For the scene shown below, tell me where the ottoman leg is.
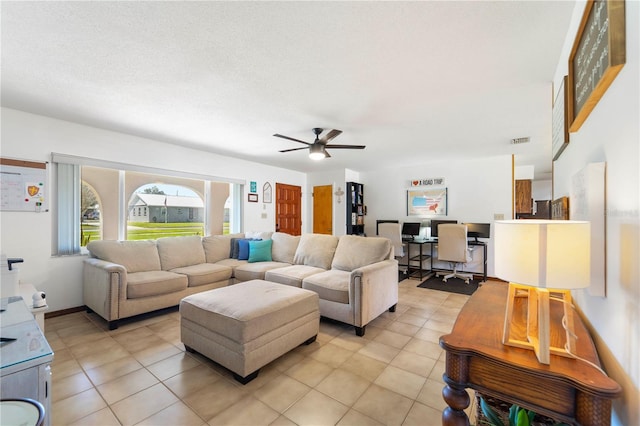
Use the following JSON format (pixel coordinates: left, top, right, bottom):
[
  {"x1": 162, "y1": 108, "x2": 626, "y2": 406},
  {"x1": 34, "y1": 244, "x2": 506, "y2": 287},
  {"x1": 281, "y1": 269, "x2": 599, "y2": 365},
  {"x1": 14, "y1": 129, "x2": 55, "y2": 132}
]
[
  {"x1": 184, "y1": 345, "x2": 196, "y2": 353},
  {"x1": 234, "y1": 370, "x2": 259, "y2": 385},
  {"x1": 389, "y1": 304, "x2": 397, "y2": 313},
  {"x1": 303, "y1": 335, "x2": 317, "y2": 345},
  {"x1": 355, "y1": 326, "x2": 365, "y2": 336}
]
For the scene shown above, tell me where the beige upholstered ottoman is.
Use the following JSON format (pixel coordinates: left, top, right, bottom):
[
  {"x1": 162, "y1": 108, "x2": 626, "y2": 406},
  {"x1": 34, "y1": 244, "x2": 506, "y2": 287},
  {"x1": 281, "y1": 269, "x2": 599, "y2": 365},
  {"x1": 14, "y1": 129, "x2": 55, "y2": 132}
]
[{"x1": 180, "y1": 279, "x2": 319, "y2": 384}]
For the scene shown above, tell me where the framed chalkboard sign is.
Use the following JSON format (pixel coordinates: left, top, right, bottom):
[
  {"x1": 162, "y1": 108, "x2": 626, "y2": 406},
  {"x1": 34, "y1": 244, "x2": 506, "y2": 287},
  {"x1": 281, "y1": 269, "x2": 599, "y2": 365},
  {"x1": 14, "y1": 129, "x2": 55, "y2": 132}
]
[{"x1": 568, "y1": 0, "x2": 625, "y2": 132}]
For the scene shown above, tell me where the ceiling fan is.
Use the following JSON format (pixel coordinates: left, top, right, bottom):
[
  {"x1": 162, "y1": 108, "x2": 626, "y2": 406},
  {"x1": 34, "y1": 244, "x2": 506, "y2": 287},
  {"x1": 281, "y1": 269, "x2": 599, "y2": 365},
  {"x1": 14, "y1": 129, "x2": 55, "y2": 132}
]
[{"x1": 274, "y1": 128, "x2": 366, "y2": 160}]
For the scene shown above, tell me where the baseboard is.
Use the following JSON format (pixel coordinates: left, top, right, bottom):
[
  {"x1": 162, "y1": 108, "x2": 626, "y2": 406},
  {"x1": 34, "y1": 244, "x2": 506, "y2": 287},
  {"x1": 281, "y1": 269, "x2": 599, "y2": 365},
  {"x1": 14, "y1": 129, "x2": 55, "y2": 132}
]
[{"x1": 44, "y1": 305, "x2": 86, "y2": 318}]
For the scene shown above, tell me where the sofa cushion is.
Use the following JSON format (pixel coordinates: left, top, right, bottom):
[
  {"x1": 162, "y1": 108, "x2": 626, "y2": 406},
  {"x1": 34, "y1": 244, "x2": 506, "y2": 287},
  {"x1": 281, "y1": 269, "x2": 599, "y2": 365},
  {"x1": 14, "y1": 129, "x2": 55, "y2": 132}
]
[
  {"x1": 271, "y1": 232, "x2": 300, "y2": 264},
  {"x1": 302, "y1": 270, "x2": 351, "y2": 304},
  {"x1": 87, "y1": 240, "x2": 161, "y2": 273},
  {"x1": 170, "y1": 263, "x2": 233, "y2": 287},
  {"x1": 294, "y1": 234, "x2": 339, "y2": 270},
  {"x1": 157, "y1": 236, "x2": 205, "y2": 271},
  {"x1": 265, "y1": 264, "x2": 325, "y2": 288},
  {"x1": 203, "y1": 233, "x2": 244, "y2": 263},
  {"x1": 248, "y1": 239, "x2": 273, "y2": 263},
  {"x1": 127, "y1": 270, "x2": 188, "y2": 299},
  {"x1": 234, "y1": 262, "x2": 290, "y2": 282},
  {"x1": 332, "y1": 235, "x2": 392, "y2": 272}
]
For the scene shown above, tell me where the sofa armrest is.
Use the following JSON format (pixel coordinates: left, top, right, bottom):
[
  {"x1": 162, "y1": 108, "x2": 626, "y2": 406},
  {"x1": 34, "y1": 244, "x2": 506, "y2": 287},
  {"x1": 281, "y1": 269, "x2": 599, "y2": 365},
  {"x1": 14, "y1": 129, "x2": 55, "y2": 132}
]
[
  {"x1": 351, "y1": 259, "x2": 399, "y2": 327},
  {"x1": 83, "y1": 258, "x2": 126, "y2": 322}
]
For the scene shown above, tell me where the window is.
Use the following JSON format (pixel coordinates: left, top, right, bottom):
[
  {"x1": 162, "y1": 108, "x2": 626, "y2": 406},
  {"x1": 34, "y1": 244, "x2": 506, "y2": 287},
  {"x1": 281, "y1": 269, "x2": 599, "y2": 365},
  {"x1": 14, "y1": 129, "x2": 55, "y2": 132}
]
[
  {"x1": 53, "y1": 153, "x2": 243, "y2": 254},
  {"x1": 127, "y1": 183, "x2": 205, "y2": 240},
  {"x1": 81, "y1": 182, "x2": 102, "y2": 246}
]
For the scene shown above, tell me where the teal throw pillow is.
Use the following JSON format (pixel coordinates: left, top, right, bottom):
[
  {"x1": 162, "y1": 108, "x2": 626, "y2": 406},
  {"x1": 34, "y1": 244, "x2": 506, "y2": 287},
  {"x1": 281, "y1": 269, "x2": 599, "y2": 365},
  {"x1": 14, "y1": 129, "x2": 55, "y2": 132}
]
[{"x1": 248, "y1": 239, "x2": 273, "y2": 263}]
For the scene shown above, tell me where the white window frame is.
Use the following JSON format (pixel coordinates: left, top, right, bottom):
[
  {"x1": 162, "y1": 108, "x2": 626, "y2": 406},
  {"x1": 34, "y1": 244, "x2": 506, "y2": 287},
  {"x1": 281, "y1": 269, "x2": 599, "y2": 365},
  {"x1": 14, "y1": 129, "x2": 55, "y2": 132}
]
[{"x1": 52, "y1": 153, "x2": 244, "y2": 255}]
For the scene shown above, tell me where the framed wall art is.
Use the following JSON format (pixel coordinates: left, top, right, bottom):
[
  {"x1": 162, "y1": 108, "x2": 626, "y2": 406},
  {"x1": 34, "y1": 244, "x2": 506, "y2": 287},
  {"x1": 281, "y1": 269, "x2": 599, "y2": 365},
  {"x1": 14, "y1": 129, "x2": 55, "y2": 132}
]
[
  {"x1": 552, "y1": 76, "x2": 570, "y2": 160},
  {"x1": 263, "y1": 182, "x2": 272, "y2": 203},
  {"x1": 551, "y1": 196, "x2": 570, "y2": 220},
  {"x1": 568, "y1": 0, "x2": 625, "y2": 132},
  {"x1": 248, "y1": 193, "x2": 258, "y2": 203},
  {"x1": 407, "y1": 188, "x2": 447, "y2": 216}
]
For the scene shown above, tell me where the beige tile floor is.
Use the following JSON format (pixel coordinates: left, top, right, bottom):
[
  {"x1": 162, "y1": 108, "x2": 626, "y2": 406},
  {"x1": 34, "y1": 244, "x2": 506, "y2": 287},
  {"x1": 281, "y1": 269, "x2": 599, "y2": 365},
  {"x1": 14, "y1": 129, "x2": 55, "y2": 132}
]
[{"x1": 47, "y1": 278, "x2": 482, "y2": 426}]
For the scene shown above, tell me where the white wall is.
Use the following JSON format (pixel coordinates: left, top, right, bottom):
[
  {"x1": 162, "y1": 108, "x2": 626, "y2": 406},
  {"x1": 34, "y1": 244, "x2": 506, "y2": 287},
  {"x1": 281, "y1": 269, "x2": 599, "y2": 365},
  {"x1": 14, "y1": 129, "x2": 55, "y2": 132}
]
[
  {"x1": 531, "y1": 179, "x2": 552, "y2": 202},
  {"x1": 361, "y1": 155, "x2": 512, "y2": 278},
  {"x1": 0, "y1": 108, "x2": 306, "y2": 312},
  {"x1": 552, "y1": 1, "x2": 639, "y2": 424}
]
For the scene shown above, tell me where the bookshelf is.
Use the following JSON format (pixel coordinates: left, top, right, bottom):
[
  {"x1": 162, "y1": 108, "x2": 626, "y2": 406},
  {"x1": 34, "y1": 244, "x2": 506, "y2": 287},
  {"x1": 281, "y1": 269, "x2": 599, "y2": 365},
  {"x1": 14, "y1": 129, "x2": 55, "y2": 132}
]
[{"x1": 346, "y1": 182, "x2": 365, "y2": 235}]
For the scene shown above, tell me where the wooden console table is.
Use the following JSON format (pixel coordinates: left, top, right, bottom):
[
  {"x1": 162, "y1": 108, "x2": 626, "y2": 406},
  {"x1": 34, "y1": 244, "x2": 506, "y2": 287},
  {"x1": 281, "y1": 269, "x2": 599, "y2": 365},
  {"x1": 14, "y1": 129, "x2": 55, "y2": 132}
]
[{"x1": 439, "y1": 282, "x2": 621, "y2": 426}]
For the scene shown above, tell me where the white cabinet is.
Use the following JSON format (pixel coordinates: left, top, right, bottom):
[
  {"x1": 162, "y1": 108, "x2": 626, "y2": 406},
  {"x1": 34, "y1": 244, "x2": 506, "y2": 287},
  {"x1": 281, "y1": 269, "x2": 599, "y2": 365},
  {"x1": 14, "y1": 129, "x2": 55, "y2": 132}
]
[{"x1": 1, "y1": 296, "x2": 53, "y2": 426}]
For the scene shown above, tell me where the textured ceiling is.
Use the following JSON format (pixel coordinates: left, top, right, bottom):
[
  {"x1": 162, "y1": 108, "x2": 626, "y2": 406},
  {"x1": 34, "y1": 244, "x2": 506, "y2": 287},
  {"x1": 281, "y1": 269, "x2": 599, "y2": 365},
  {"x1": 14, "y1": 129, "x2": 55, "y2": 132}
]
[{"x1": 1, "y1": 1, "x2": 576, "y2": 179}]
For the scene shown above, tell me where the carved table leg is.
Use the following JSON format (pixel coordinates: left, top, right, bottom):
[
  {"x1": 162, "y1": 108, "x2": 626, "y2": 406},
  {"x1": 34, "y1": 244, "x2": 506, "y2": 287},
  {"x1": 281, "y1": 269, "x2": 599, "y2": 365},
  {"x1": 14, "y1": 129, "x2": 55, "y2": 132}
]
[
  {"x1": 442, "y1": 374, "x2": 470, "y2": 426},
  {"x1": 577, "y1": 392, "x2": 612, "y2": 426}
]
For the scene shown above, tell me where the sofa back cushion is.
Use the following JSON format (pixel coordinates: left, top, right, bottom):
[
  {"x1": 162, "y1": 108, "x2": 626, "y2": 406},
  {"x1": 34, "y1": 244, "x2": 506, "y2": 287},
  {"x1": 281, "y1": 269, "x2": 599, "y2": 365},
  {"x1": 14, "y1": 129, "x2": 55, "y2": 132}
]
[
  {"x1": 157, "y1": 236, "x2": 205, "y2": 270},
  {"x1": 202, "y1": 233, "x2": 244, "y2": 263},
  {"x1": 271, "y1": 232, "x2": 301, "y2": 264},
  {"x1": 86, "y1": 240, "x2": 161, "y2": 273},
  {"x1": 331, "y1": 235, "x2": 391, "y2": 272},
  {"x1": 294, "y1": 234, "x2": 339, "y2": 270},
  {"x1": 245, "y1": 231, "x2": 274, "y2": 240}
]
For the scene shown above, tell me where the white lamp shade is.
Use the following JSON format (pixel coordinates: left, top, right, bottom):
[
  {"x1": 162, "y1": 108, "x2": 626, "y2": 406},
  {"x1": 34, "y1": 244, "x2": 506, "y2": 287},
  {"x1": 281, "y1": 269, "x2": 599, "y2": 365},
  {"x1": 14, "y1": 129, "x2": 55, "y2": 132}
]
[{"x1": 494, "y1": 220, "x2": 590, "y2": 290}]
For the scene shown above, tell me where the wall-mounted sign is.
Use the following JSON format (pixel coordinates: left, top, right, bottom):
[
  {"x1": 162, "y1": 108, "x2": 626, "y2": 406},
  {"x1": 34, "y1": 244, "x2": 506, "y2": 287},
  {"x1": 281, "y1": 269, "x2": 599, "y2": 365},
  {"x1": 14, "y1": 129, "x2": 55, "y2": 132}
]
[
  {"x1": 568, "y1": 0, "x2": 625, "y2": 132},
  {"x1": 410, "y1": 178, "x2": 444, "y2": 187}
]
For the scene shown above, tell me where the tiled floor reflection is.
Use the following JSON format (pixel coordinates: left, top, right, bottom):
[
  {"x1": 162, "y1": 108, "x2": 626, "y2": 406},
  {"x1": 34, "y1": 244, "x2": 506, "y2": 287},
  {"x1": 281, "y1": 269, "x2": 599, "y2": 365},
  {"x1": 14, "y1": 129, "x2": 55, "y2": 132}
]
[{"x1": 48, "y1": 278, "x2": 485, "y2": 425}]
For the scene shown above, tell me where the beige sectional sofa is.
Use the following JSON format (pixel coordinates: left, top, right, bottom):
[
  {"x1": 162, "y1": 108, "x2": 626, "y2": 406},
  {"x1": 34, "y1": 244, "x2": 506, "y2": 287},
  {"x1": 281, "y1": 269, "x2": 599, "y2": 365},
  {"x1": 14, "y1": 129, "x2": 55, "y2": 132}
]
[{"x1": 83, "y1": 232, "x2": 398, "y2": 335}]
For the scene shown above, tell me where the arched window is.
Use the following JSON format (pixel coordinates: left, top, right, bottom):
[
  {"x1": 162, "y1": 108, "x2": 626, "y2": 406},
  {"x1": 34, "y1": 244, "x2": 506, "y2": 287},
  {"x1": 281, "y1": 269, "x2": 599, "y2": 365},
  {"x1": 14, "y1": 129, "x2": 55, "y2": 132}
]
[{"x1": 127, "y1": 184, "x2": 204, "y2": 240}]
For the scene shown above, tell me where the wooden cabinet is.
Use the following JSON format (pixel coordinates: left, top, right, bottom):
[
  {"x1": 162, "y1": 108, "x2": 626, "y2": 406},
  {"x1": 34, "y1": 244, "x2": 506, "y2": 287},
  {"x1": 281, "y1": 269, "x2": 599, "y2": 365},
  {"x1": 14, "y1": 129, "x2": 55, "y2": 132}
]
[
  {"x1": 515, "y1": 179, "x2": 532, "y2": 214},
  {"x1": 346, "y1": 182, "x2": 364, "y2": 235}
]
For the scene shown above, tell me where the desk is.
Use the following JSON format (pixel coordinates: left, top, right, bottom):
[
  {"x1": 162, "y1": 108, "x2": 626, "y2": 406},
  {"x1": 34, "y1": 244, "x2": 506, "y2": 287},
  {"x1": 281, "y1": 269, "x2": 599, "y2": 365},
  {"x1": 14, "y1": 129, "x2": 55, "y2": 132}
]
[
  {"x1": 468, "y1": 240, "x2": 487, "y2": 282},
  {"x1": 439, "y1": 282, "x2": 621, "y2": 426},
  {"x1": 402, "y1": 240, "x2": 433, "y2": 280}
]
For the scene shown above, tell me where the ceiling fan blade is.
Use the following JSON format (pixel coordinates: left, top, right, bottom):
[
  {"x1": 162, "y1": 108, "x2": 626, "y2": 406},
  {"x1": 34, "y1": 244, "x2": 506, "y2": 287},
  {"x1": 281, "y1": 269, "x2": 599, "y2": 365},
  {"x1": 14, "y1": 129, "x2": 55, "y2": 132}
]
[
  {"x1": 324, "y1": 150, "x2": 331, "y2": 158},
  {"x1": 279, "y1": 146, "x2": 309, "y2": 153},
  {"x1": 325, "y1": 144, "x2": 366, "y2": 150},
  {"x1": 273, "y1": 134, "x2": 311, "y2": 146},
  {"x1": 320, "y1": 129, "x2": 342, "y2": 143}
]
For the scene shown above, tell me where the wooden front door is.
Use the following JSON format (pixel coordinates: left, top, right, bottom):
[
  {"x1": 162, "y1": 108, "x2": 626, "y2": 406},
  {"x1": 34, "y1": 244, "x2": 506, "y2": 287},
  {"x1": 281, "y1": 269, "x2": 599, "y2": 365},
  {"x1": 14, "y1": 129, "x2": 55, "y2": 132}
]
[
  {"x1": 275, "y1": 183, "x2": 302, "y2": 235},
  {"x1": 313, "y1": 185, "x2": 333, "y2": 234}
]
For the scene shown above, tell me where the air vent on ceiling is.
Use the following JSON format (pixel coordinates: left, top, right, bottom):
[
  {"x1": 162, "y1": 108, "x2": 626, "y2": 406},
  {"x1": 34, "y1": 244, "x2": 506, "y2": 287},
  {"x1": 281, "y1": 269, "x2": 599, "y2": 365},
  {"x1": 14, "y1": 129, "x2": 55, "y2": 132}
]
[{"x1": 511, "y1": 137, "x2": 530, "y2": 145}]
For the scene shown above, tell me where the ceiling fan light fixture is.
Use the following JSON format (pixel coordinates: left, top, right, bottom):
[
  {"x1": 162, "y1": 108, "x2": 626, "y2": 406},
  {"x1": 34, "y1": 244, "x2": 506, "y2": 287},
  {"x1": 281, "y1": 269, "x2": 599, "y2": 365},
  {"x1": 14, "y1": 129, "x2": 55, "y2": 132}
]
[{"x1": 309, "y1": 144, "x2": 326, "y2": 160}]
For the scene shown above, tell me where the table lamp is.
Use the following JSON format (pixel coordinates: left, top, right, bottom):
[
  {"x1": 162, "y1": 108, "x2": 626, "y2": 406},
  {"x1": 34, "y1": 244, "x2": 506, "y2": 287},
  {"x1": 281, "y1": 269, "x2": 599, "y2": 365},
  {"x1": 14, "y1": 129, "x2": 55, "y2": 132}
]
[{"x1": 494, "y1": 220, "x2": 590, "y2": 364}]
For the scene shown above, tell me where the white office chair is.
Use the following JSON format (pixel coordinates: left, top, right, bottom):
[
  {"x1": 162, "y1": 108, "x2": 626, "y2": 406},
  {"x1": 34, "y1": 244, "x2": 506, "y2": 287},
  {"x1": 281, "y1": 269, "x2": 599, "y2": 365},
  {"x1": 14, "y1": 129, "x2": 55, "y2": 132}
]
[
  {"x1": 378, "y1": 222, "x2": 407, "y2": 276},
  {"x1": 436, "y1": 224, "x2": 473, "y2": 284}
]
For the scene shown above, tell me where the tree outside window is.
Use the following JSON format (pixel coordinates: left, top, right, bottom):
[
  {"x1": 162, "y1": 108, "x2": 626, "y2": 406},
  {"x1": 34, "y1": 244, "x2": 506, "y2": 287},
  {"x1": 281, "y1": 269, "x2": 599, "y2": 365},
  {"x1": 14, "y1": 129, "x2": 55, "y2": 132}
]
[{"x1": 81, "y1": 182, "x2": 101, "y2": 246}]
